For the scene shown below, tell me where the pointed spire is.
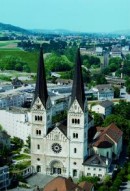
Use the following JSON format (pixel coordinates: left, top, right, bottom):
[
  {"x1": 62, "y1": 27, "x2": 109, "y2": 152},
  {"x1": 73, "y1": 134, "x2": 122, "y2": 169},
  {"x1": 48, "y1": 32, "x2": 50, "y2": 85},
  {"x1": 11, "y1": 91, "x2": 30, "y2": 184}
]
[
  {"x1": 33, "y1": 48, "x2": 48, "y2": 108},
  {"x1": 71, "y1": 48, "x2": 85, "y2": 110}
]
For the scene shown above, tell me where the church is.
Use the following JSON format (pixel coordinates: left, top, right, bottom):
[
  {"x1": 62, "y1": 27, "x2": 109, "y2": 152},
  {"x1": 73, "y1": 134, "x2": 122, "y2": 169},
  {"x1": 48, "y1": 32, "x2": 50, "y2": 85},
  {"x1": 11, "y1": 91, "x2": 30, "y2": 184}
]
[
  {"x1": 31, "y1": 47, "x2": 90, "y2": 178},
  {"x1": 30, "y1": 48, "x2": 123, "y2": 179}
]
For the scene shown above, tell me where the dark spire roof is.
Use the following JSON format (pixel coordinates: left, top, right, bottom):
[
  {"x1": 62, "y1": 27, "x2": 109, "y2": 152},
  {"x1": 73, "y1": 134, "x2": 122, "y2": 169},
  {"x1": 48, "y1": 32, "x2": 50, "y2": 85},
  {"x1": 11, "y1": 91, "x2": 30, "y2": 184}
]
[
  {"x1": 71, "y1": 49, "x2": 85, "y2": 110},
  {"x1": 33, "y1": 48, "x2": 48, "y2": 108}
]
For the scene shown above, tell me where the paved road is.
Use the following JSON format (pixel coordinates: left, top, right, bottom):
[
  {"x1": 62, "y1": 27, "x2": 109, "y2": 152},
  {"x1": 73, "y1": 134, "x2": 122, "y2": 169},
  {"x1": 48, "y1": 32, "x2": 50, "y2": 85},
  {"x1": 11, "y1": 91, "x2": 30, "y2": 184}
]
[{"x1": 8, "y1": 174, "x2": 54, "y2": 191}]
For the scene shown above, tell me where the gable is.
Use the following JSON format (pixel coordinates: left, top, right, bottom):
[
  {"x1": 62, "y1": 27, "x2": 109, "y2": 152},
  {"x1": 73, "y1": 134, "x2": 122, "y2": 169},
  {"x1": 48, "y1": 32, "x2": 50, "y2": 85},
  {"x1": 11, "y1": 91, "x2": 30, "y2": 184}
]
[
  {"x1": 46, "y1": 126, "x2": 68, "y2": 142},
  {"x1": 31, "y1": 97, "x2": 45, "y2": 111},
  {"x1": 69, "y1": 99, "x2": 84, "y2": 114}
]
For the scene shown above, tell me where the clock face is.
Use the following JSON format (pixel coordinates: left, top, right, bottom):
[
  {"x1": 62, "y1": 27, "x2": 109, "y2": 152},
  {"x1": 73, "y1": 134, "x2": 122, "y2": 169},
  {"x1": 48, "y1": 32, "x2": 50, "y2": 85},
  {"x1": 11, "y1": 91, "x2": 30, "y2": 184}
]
[{"x1": 52, "y1": 143, "x2": 62, "y2": 153}]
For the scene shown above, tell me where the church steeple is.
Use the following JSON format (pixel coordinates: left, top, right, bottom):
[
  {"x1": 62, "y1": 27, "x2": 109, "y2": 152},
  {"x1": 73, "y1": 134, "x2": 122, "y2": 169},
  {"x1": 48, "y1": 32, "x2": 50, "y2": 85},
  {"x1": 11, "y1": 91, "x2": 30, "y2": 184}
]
[
  {"x1": 33, "y1": 48, "x2": 48, "y2": 108},
  {"x1": 71, "y1": 48, "x2": 85, "y2": 110}
]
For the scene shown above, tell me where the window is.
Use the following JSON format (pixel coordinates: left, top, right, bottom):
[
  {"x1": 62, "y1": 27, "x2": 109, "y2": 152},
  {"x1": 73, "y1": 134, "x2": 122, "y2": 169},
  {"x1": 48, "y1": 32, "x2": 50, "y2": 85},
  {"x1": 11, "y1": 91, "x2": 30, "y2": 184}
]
[
  {"x1": 74, "y1": 148, "x2": 77, "y2": 153},
  {"x1": 93, "y1": 168, "x2": 96, "y2": 171},
  {"x1": 88, "y1": 168, "x2": 90, "y2": 170},
  {"x1": 35, "y1": 115, "x2": 42, "y2": 121},
  {"x1": 73, "y1": 133, "x2": 78, "y2": 139},
  {"x1": 73, "y1": 162, "x2": 77, "y2": 165},
  {"x1": 36, "y1": 130, "x2": 38, "y2": 135},
  {"x1": 73, "y1": 169, "x2": 77, "y2": 177},
  {"x1": 36, "y1": 130, "x2": 41, "y2": 135},
  {"x1": 37, "y1": 158, "x2": 40, "y2": 161},
  {"x1": 37, "y1": 165, "x2": 41, "y2": 172},
  {"x1": 37, "y1": 144, "x2": 40, "y2": 149},
  {"x1": 99, "y1": 169, "x2": 102, "y2": 171},
  {"x1": 87, "y1": 173, "x2": 91, "y2": 176},
  {"x1": 72, "y1": 118, "x2": 80, "y2": 124}
]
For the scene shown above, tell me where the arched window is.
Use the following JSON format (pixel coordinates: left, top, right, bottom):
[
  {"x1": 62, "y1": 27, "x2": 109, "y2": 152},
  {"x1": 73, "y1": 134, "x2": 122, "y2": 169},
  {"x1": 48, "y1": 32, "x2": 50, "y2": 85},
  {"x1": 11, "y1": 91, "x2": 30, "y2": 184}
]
[
  {"x1": 73, "y1": 133, "x2": 75, "y2": 138},
  {"x1": 36, "y1": 130, "x2": 38, "y2": 135},
  {"x1": 35, "y1": 116, "x2": 37, "y2": 121},
  {"x1": 37, "y1": 144, "x2": 40, "y2": 149},
  {"x1": 73, "y1": 169, "x2": 77, "y2": 177},
  {"x1": 40, "y1": 116, "x2": 42, "y2": 121},
  {"x1": 75, "y1": 119, "x2": 77, "y2": 124},
  {"x1": 72, "y1": 119, "x2": 74, "y2": 124},
  {"x1": 77, "y1": 119, "x2": 80, "y2": 124},
  {"x1": 74, "y1": 148, "x2": 77, "y2": 153},
  {"x1": 37, "y1": 165, "x2": 41, "y2": 172},
  {"x1": 38, "y1": 130, "x2": 41, "y2": 135},
  {"x1": 76, "y1": 133, "x2": 78, "y2": 138}
]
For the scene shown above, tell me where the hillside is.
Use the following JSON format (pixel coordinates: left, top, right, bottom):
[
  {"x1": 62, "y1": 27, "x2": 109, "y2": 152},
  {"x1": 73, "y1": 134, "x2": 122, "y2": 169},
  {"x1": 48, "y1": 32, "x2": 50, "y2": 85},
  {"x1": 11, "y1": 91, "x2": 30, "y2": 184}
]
[{"x1": 0, "y1": 22, "x2": 30, "y2": 34}]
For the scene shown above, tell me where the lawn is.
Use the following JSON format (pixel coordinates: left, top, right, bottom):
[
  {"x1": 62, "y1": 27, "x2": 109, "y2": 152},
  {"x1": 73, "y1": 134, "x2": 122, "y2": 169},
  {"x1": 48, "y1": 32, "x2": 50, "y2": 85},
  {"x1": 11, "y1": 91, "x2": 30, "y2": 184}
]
[
  {"x1": 13, "y1": 154, "x2": 31, "y2": 160},
  {"x1": 0, "y1": 40, "x2": 20, "y2": 49},
  {"x1": 0, "y1": 50, "x2": 39, "y2": 72}
]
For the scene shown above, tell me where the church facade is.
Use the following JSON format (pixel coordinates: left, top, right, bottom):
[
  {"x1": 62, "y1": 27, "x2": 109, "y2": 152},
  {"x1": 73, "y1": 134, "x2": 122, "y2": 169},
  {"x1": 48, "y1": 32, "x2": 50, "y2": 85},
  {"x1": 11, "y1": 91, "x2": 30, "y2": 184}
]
[{"x1": 31, "y1": 48, "x2": 89, "y2": 178}]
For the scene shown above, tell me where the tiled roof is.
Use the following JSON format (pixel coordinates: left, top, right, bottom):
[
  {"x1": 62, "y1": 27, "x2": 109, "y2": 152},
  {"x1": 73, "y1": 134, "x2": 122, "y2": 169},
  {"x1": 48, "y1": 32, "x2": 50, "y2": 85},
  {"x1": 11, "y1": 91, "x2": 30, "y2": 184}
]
[
  {"x1": 99, "y1": 100, "x2": 113, "y2": 108},
  {"x1": 93, "y1": 123, "x2": 123, "y2": 148},
  {"x1": 43, "y1": 176, "x2": 81, "y2": 191},
  {"x1": 95, "y1": 84, "x2": 113, "y2": 92},
  {"x1": 43, "y1": 176, "x2": 93, "y2": 191},
  {"x1": 47, "y1": 120, "x2": 67, "y2": 137},
  {"x1": 83, "y1": 154, "x2": 111, "y2": 167},
  {"x1": 79, "y1": 181, "x2": 94, "y2": 191}
]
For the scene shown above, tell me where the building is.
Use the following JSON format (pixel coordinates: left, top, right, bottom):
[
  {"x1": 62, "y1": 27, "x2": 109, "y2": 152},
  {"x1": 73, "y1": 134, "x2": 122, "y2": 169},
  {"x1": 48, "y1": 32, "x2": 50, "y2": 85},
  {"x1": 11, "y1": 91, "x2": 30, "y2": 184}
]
[
  {"x1": 30, "y1": 49, "x2": 123, "y2": 179},
  {"x1": 95, "y1": 47, "x2": 103, "y2": 56},
  {"x1": 92, "y1": 84, "x2": 114, "y2": 100},
  {"x1": 0, "y1": 166, "x2": 10, "y2": 190},
  {"x1": 0, "y1": 107, "x2": 31, "y2": 143},
  {"x1": 91, "y1": 100, "x2": 113, "y2": 117},
  {"x1": 0, "y1": 91, "x2": 25, "y2": 109},
  {"x1": 43, "y1": 176, "x2": 94, "y2": 191},
  {"x1": 83, "y1": 154, "x2": 111, "y2": 179},
  {"x1": 31, "y1": 48, "x2": 93, "y2": 178},
  {"x1": 92, "y1": 123, "x2": 123, "y2": 160},
  {"x1": 0, "y1": 130, "x2": 10, "y2": 149},
  {"x1": 110, "y1": 46, "x2": 122, "y2": 58}
]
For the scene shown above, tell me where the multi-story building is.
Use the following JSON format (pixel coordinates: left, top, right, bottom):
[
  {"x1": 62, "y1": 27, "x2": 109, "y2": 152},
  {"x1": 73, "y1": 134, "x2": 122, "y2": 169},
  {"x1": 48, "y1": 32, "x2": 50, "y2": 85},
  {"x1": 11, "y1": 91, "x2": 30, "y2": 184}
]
[
  {"x1": 92, "y1": 84, "x2": 114, "y2": 101},
  {"x1": 0, "y1": 166, "x2": 10, "y2": 190}
]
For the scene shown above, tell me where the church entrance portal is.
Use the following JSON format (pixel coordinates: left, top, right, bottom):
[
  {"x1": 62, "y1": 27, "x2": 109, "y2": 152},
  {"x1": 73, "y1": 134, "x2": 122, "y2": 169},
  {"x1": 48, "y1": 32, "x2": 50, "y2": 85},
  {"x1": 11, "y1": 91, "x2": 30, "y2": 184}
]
[{"x1": 50, "y1": 161, "x2": 63, "y2": 175}]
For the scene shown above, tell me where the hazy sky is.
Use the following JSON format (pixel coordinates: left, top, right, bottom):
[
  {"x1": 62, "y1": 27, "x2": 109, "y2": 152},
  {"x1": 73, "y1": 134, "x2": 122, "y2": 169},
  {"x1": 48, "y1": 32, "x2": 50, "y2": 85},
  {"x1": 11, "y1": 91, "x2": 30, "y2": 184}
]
[{"x1": 0, "y1": 0, "x2": 129, "y2": 32}]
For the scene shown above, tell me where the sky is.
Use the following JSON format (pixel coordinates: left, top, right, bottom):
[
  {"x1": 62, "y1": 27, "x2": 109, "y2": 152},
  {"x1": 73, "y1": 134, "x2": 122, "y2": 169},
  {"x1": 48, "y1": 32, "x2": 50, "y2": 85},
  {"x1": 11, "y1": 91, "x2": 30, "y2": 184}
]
[{"x1": 0, "y1": 0, "x2": 129, "y2": 33}]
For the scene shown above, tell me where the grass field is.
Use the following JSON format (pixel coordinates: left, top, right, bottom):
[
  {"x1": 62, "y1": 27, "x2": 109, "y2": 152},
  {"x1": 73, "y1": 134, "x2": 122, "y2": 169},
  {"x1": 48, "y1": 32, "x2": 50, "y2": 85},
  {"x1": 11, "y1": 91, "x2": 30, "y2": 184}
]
[
  {"x1": 0, "y1": 49, "x2": 39, "y2": 72},
  {"x1": 0, "y1": 40, "x2": 21, "y2": 50}
]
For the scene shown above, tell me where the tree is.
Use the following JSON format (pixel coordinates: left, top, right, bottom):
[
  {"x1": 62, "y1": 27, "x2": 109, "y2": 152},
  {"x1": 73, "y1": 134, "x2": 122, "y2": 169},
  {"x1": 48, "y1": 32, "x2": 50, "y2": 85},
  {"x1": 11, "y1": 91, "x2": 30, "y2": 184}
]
[
  {"x1": 91, "y1": 112, "x2": 103, "y2": 126},
  {"x1": 125, "y1": 78, "x2": 130, "y2": 94},
  {"x1": 92, "y1": 73, "x2": 107, "y2": 85},
  {"x1": 103, "y1": 114, "x2": 130, "y2": 140},
  {"x1": 113, "y1": 87, "x2": 120, "y2": 98},
  {"x1": 113, "y1": 100, "x2": 130, "y2": 120},
  {"x1": 11, "y1": 137, "x2": 24, "y2": 151}
]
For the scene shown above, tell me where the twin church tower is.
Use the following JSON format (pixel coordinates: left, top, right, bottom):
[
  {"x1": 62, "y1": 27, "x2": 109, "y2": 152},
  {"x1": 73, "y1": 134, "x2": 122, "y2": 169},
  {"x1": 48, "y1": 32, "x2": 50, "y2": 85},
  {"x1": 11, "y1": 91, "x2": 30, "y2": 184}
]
[{"x1": 31, "y1": 48, "x2": 89, "y2": 178}]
